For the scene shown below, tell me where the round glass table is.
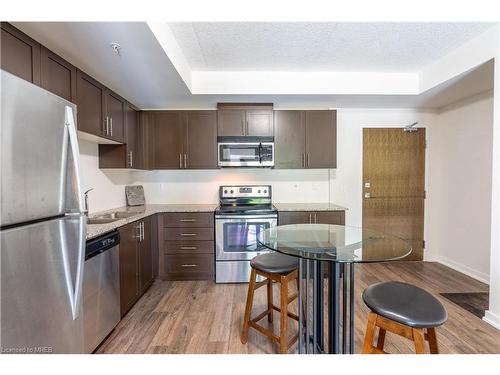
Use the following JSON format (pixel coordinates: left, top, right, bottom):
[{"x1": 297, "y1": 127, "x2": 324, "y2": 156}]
[{"x1": 258, "y1": 224, "x2": 412, "y2": 354}]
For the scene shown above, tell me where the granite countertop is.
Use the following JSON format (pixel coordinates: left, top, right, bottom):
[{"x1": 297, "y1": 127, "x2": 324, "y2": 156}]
[
  {"x1": 86, "y1": 203, "x2": 218, "y2": 240},
  {"x1": 86, "y1": 202, "x2": 347, "y2": 240},
  {"x1": 273, "y1": 203, "x2": 348, "y2": 212}
]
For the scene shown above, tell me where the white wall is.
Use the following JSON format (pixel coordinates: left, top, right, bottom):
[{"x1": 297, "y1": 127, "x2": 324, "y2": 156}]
[
  {"x1": 78, "y1": 139, "x2": 132, "y2": 213},
  {"x1": 426, "y1": 92, "x2": 494, "y2": 283}
]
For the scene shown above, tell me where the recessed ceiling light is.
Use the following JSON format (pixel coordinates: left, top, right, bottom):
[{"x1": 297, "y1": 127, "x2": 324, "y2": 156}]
[{"x1": 109, "y1": 42, "x2": 122, "y2": 56}]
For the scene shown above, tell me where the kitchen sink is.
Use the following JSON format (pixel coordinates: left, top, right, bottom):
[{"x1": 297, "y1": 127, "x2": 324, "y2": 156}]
[{"x1": 87, "y1": 211, "x2": 139, "y2": 224}]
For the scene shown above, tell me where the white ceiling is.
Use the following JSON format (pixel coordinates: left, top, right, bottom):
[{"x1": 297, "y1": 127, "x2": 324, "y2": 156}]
[
  {"x1": 12, "y1": 22, "x2": 495, "y2": 109},
  {"x1": 168, "y1": 22, "x2": 494, "y2": 72}
]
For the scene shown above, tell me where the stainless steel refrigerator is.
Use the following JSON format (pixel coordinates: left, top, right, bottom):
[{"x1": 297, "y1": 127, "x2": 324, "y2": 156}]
[{"x1": 1, "y1": 70, "x2": 86, "y2": 353}]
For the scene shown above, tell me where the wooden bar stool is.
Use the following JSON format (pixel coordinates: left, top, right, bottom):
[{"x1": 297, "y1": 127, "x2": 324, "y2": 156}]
[
  {"x1": 241, "y1": 252, "x2": 304, "y2": 354},
  {"x1": 362, "y1": 281, "x2": 448, "y2": 354}
]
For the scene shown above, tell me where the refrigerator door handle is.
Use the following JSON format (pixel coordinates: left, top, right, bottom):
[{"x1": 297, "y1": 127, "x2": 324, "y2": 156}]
[
  {"x1": 65, "y1": 106, "x2": 85, "y2": 214},
  {"x1": 72, "y1": 215, "x2": 86, "y2": 320}
]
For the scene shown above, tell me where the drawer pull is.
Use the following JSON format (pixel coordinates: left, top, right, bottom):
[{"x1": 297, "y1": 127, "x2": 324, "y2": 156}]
[
  {"x1": 180, "y1": 233, "x2": 197, "y2": 237},
  {"x1": 181, "y1": 264, "x2": 198, "y2": 268},
  {"x1": 180, "y1": 219, "x2": 196, "y2": 222},
  {"x1": 180, "y1": 246, "x2": 197, "y2": 250}
]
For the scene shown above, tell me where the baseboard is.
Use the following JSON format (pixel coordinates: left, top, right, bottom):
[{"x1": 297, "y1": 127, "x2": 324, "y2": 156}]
[
  {"x1": 483, "y1": 311, "x2": 500, "y2": 330},
  {"x1": 428, "y1": 255, "x2": 490, "y2": 284}
]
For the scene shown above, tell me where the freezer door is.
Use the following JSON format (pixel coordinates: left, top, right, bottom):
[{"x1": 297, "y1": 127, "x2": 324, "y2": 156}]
[
  {"x1": 0, "y1": 215, "x2": 86, "y2": 353},
  {"x1": 1, "y1": 70, "x2": 82, "y2": 226}
]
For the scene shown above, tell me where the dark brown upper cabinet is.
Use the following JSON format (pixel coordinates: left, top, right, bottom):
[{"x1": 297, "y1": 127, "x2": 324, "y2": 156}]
[
  {"x1": 274, "y1": 110, "x2": 337, "y2": 169},
  {"x1": 76, "y1": 70, "x2": 106, "y2": 137},
  {"x1": 76, "y1": 69, "x2": 125, "y2": 143},
  {"x1": 274, "y1": 110, "x2": 306, "y2": 168},
  {"x1": 153, "y1": 111, "x2": 185, "y2": 169},
  {"x1": 98, "y1": 103, "x2": 144, "y2": 169},
  {"x1": 305, "y1": 110, "x2": 337, "y2": 168},
  {"x1": 217, "y1": 103, "x2": 274, "y2": 137},
  {"x1": 185, "y1": 111, "x2": 217, "y2": 169},
  {"x1": 150, "y1": 110, "x2": 217, "y2": 170},
  {"x1": 0, "y1": 22, "x2": 41, "y2": 85},
  {"x1": 40, "y1": 46, "x2": 77, "y2": 102}
]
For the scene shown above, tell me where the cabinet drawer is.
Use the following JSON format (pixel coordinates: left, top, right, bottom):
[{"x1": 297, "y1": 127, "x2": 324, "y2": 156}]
[
  {"x1": 163, "y1": 212, "x2": 214, "y2": 228},
  {"x1": 164, "y1": 240, "x2": 214, "y2": 254},
  {"x1": 164, "y1": 227, "x2": 214, "y2": 241},
  {"x1": 164, "y1": 254, "x2": 213, "y2": 280}
]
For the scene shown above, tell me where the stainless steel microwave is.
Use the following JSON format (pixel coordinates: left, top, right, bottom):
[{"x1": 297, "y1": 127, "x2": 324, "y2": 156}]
[{"x1": 217, "y1": 137, "x2": 275, "y2": 167}]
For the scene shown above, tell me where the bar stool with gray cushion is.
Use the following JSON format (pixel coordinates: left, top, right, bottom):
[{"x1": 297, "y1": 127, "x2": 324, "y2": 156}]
[
  {"x1": 362, "y1": 281, "x2": 447, "y2": 354},
  {"x1": 241, "y1": 252, "x2": 305, "y2": 354}
]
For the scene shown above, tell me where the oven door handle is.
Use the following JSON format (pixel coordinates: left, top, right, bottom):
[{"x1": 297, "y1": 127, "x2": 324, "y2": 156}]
[{"x1": 215, "y1": 215, "x2": 278, "y2": 220}]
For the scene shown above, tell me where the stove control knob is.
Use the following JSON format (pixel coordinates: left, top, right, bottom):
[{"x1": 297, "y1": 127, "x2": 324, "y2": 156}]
[
  {"x1": 257, "y1": 189, "x2": 261, "y2": 193},
  {"x1": 264, "y1": 189, "x2": 267, "y2": 194},
  {"x1": 224, "y1": 190, "x2": 228, "y2": 194},
  {"x1": 230, "y1": 190, "x2": 234, "y2": 194}
]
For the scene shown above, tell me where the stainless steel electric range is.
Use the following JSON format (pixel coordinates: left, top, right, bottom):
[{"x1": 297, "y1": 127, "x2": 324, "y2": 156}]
[{"x1": 215, "y1": 185, "x2": 278, "y2": 283}]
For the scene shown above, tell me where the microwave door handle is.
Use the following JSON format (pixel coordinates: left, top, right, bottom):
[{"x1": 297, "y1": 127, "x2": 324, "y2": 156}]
[{"x1": 258, "y1": 143, "x2": 263, "y2": 164}]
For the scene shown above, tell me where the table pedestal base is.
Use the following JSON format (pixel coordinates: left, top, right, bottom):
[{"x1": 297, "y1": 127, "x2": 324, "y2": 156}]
[{"x1": 298, "y1": 260, "x2": 355, "y2": 354}]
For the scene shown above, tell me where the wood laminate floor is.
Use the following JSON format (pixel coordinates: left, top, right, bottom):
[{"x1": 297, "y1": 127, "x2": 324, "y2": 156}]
[{"x1": 97, "y1": 262, "x2": 500, "y2": 354}]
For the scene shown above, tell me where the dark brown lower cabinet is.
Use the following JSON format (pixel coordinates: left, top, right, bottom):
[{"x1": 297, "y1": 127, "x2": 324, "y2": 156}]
[
  {"x1": 278, "y1": 210, "x2": 345, "y2": 225},
  {"x1": 118, "y1": 215, "x2": 156, "y2": 317},
  {"x1": 160, "y1": 212, "x2": 214, "y2": 281}
]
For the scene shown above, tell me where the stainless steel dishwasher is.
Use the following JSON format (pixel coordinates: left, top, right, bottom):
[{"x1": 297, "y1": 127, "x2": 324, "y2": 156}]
[{"x1": 83, "y1": 230, "x2": 121, "y2": 353}]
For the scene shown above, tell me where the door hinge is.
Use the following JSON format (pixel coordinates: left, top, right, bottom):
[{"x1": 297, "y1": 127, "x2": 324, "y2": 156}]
[{"x1": 422, "y1": 240, "x2": 426, "y2": 249}]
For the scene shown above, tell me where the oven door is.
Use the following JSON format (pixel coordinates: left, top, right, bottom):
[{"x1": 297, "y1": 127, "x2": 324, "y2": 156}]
[{"x1": 215, "y1": 215, "x2": 277, "y2": 261}]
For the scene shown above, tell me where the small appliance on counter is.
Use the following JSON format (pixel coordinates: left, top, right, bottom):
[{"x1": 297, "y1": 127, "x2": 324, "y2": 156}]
[
  {"x1": 215, "y1": 185, "x2": 278, "y2": 283},
  {"x1": 125, "y1": 185, "x2": 145, "y2": 206},
  {"x1": 217, "y1": 136, "x2": 275, "y2": 167}
]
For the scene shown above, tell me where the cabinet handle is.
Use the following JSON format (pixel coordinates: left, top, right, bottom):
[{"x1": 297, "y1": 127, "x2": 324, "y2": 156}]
[
  {"x1": 110, "y1": 117, "x2": 113, "y2": 136},
  {"x1": 180, "y1": 246, "x2": 197, "y2": 250},
  {"x1": 181, "y1": 264, "x2": 197, "y2": 268},
  {"x1": 136, "y1": 223, "x2": 142, "y2": 240},
  {"x1": 128, "y1": 151, "x2": 133, "y2": 168},
  {"x1": 241, "y1": 119, "x2": 245, "y2": 135},
  {"x1": 180, "y1": 233, "x2": 197, "y2": 237},
  {"x1": 306, "y1": 153, "x2": 310, "y2": 168},
  {"x1": 180, "y1": 219, "x2": 196, "y2": 222},
  {"x1": 184, "y1": 153, "x2": 187, "y2": 169},
  {"x1": 179, "y1": 154, "x2": 182, "y2": 169},
  {"x1": 314, "y1": 213, "x2": 317, "y2": 224},
  {"x1": 245, "y1": 120, "x2": 249, "y2": 135},
  {"x1": 103, "y1": 117, "x2": 108, "y2": 135},
  {"x1": 309, "y1": 213, "x2": 312, "y2": 224},
  {"x1": 141, "y1": 222, "x2": 145, "y2": 241},
  {"x1": 302, "y1": 153, "x2": 305, "y2": 168}
]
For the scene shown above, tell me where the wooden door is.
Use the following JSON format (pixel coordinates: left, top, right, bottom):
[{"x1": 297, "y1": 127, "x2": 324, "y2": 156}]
[
  {"x1": 315, "y1": 211, "x2": 345, "y2": 225},
  {"x1": 185, "y1": 111, "x2": 217, "y2": 169},
  {"x1": 139, "y1": 218, "x2": 154, "y2": 293},
  {"x1": 278, "y1": 211, "x2": 312, "y2": 225},
  {"x1": 118, "y1": 222, "x2": 140, "y2": 317},
  {"x1": 274, "y1": 110, "x2": 306, "y2": 168},
  {"x1": 0, "y1": 22, "x2": 41, "y2": 85},
  {"x1": 305, "y1": 110, "x2": 337, "y2": 168},
  {"x1": 40, "y1": 46, "x2": 76, "y2": 102},
  {"x1": 153, "y1": 111, "x2": 184, "y2": 169},
  {"x1": 217, "y1": 109, "x2": 245, "y2": 136},
  {"x1": 76, "y1": 70, "x2": 105, "y2": 136},
  {"x1": 125, "y1": 104, "x2": 140, "y2": 168},
  {"x1": 362, "y1": 128, "x2": 426, "y2": 260},
  {"x1": 105, "y1": 91, "x2": 125, "y2": 142},
  {"x1": 246, "y1": 110, "x2": 273, "y2": 136}
]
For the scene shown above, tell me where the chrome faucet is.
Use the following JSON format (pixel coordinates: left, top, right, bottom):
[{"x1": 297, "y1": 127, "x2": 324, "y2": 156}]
[{"x1": 83, "y1": 188, "x2": 94, "y2": 216}]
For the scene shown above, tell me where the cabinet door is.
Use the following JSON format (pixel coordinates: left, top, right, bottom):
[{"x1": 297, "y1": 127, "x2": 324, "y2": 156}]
[
  {"x1": 118, "y1": 222, "x2": 140, "y2": 317},
  {"x1": 40, "y1": 46, "x2": 76, "y2": 102},
  {"x1": 0, "y1": 22, "x2": 40, "y2": 85},
  {"x1": 139, "y1": 217, "x2": 154, "y2": 294},
  {"x1": 186, "y1": 111, "x2": 217, "y2": 169},
  {"x1": 153, "y1": 111, "x2": 185, "y2": 169},
  {"x1": 314, "y1": 211, "x2": 345, "y2": 225},
  {"x1": 305, "y1": 110, "x2": 337, "y2": 168},
  {"x1": 105, "y1": 90, "x2": 125, "y2": 142},
  {"x1": 274, "y1": 110, "x2": 305, "y2": 168},
  {"x1": 125, "y1": 104, "x2": 140, "y2": 168},
  {"x1": 246, "y1": 110, "x2": 273, "y2": 136},
  {"x1": 278, "y1": 211, "x2": 313, "y2": 225},
  {"x1": 76, "y1": 70, "x2": 105, "y2": 136},
  {"x1": 217, "y1": 109, "x2": 245, "y2": 136}
]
